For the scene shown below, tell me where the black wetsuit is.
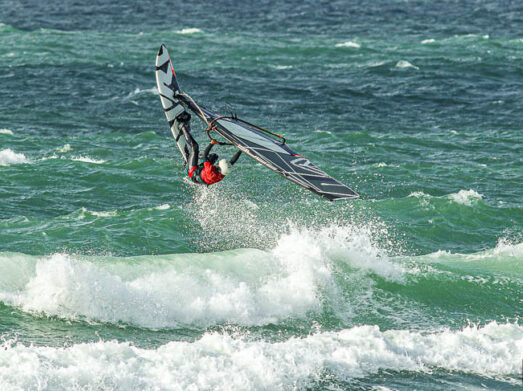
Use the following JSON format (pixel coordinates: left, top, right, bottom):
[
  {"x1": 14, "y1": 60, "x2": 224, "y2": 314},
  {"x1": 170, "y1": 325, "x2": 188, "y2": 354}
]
[{"x1": 178, "y1": 113, "x2": 242, "y2": 184}]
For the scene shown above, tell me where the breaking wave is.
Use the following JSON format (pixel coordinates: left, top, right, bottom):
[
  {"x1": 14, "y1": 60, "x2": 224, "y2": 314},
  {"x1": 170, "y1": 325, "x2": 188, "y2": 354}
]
[
  {"x1": 56, "y1": 143, "x2": 71, "y2": 153},
  {"x1": 448, "y1": 189, "x2": 483, "y2": 206},
  {"x1": 335, "y1": 41, "x2": 361, "y2": 48},
  {"x1": 422, "y1": 239, "x2": 523, "y2": 268},
  {"x1": 174, "y1": 28, "x2": 203, "y2": 35},
  {"x1": 70, "y1": 156, "x2": 106, "y2": 164},
  {"x1": 40, "y1": 154, "x2": 106, "y2": 164},
  {"x1": 1, "y1": 223, "x2": 521, "y2": 330},
  {"x1": 395, "y1": 60, "x2": 419, "y2": 69},
  {"x1": 407, "y1": 189, "x2": 484, "y2": 206},
  {"x1": 0, "y1": 321, "x2": 520, "y2": 390},
  {"x1": 0, "y1": 149, "x2": 30, "y2": 166},
  {"x1": 0, "y1": 223, "x2": 402, "y2": 328}
]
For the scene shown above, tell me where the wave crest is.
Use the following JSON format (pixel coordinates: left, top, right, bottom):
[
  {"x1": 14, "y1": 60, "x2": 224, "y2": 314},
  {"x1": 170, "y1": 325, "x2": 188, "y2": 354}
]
[
  {"x1": 448, "y1": 189, "x2": 483, "y2": 206},
  {"x1": 0, "y1": 321, "x2": 520, "y2": 390},
  {"x1": 175, "y1": 28, "x2": 203, "y2": 35},
  {"x1": 0, "y1": 149, "x2": 30, "y2": 166},
  {"x1": 0, "y1": 224, "x2": 401, "y2": 328}
]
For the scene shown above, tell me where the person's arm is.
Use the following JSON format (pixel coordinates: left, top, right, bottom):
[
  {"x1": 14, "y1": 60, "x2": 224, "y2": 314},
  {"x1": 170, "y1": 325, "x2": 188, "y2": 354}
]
[
  {"x1": 230, "y1": 150, "x2": 242, "y2": 166},
  {"x1": 202, "y1": 142, "x2": 214, "y2": 161}
]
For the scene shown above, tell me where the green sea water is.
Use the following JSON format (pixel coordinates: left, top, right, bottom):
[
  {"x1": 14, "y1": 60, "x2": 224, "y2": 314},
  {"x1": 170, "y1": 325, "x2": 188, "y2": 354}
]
[{"x1": 0, "y1": 1, "x2": 522, "y2": 390}]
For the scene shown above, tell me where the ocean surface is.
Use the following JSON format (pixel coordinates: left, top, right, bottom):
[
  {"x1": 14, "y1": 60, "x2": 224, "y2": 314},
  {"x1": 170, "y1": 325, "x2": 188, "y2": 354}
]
[{"x1": 1, "y1": 1, "x2": 522, "y2": 390}]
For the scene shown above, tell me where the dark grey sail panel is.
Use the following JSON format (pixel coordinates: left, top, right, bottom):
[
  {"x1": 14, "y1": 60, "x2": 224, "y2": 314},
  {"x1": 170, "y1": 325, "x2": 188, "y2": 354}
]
[
  {"x1": 155, "y1": 45, "x2": 190, "y2": 163},
  {"x1": 193, "y1": 107, "x2": 359, "y2": 201}
]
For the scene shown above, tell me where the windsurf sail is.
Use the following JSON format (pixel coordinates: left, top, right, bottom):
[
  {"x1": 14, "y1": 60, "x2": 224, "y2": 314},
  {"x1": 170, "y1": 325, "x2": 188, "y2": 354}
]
[
  {"x1": 155, "y1": 44, "x2": 359, "y2": 201},
  {"x1": 155, "y1": 45, "x2": 190, "y2": 163}
]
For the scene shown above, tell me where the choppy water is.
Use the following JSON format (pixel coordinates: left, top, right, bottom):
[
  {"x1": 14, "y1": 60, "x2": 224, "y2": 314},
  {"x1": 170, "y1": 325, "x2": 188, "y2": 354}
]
[{"x1": 1, "y1": 1, "x2": 522, "y2": 390}]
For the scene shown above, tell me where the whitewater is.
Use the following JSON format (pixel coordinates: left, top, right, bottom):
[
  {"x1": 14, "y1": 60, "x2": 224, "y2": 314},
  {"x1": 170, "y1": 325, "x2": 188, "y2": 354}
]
[
  {"x1": 0, "y1": 225, "x2": 521, "y2": 390},
  {"x1": 1, "y1": 225, "x2": 522, "y2": 390}
]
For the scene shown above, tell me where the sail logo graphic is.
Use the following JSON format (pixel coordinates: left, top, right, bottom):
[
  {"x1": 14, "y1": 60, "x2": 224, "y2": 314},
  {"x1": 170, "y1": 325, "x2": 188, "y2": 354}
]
[{"x1": 291, "y1": 157, "x2": 325, "y2": 175}]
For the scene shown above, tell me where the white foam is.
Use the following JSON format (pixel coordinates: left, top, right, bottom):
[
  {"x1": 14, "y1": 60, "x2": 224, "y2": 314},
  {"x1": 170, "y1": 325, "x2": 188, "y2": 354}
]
[
  {"x1": 0, "y1": 224, "x2": 401, "y2": 328},
  {"x1": 427, "y1": 249, "x2": 452, "y2": 259},
  {"x1": 406, "y1": 191, "x2": 433, "y2": 209},
  {"x1": 395, "y1": 60, "x2": 419, "y2": 70},
  {"x1": 90, "y1": 210, "x2": 117, "y2": 218},
  {"x1": 0, "y1": 251, "x2": 312, "y2": 328},
  {"x1": 41, "y1": 155, "x2": 105, "y2": 164},
  {"x1": 335, "y1": 41, "x2": 361, "y2": 48},
  {"x1": 154, "y1": 204, "x2": 170, "y2": 210},
  {"x1": 40, "y1": 154, "x2": 59, "y2": 161},
  {"x1": 314, "y1": 129, "x2": 332, "y2": 134},
  {"x1": 274, "y1": 225, "x2": 404, "y2": 282},
  {"x1": 0, "y1": 322, "x2": 520, "y2": 390},
  {"x1": 175, "y1": 28, "x2": 203, "y2": 35},
  {"x1": 56, "y1": 144, "x2": 71, "y2": 153},
  {"x1": 73, "y1": 207, "x2": 117, "y2": 220},
  {"x1": 272, "y1": 65, "x2": 293, "y2": 70},
  {"x1": 70, "y1": 156, "x2": 106, "y2": 164},
  {"x1": 0, "y1": 149, "x2": 30, "y2": 166},
  {"x1": 0, "y1": 128, "x2": 13, "y2": 135},
  {"x1": 408, "y1": 190, "x2": 484, "y2": 207},
  {"x1": 448, "y1": 189, "x2": 483, "y2": 206},
  {"x1": 363, "y1": 60, "x2": 387, "y2": 68},
  {"x1": 372, "y1": 162, "x2": 398, "y2": 168},
  {"x1": 407, "y1": 191, "x2": 428, "y2": 198},
  {"x1": 492, "y1": 240, "x2": 523, "y2": 258},
  {"x1": 421, "y1": 39, "x2": 435, "y2": 44}
]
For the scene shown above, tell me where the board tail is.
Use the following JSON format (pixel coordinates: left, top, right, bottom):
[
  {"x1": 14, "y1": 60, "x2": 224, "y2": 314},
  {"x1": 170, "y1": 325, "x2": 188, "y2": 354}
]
[{"x1": 155, "y1": 44, "x2": 181, "y2": 94}]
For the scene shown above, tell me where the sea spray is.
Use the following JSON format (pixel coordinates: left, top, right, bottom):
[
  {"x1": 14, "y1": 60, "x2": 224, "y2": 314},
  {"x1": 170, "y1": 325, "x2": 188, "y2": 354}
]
[{"x1": 0, "y1": 223, "x2": 401, "y2": 328}]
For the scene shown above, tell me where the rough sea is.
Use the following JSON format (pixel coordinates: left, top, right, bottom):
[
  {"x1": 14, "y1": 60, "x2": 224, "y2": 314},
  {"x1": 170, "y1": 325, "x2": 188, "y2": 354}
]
[{"x1": 1, "y1": 1, "x2": 522, "y2": 390}]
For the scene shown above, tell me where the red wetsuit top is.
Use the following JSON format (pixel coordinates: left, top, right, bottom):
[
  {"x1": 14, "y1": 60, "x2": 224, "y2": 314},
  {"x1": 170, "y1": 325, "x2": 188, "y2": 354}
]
[{"x1": 188, "y1": 161, "x2": 224, "y2": 185}]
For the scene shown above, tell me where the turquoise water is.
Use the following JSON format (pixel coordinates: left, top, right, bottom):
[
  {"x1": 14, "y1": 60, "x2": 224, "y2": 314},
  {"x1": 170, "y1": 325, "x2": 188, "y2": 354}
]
[{"x1": 1, "y1": 1, "x2": 522, "y2": 390}]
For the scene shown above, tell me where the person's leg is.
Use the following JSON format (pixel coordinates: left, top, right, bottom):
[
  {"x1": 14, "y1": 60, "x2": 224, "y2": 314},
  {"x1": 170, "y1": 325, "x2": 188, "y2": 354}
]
[{"x1": 180, "y1": 121, "x2": 199, "y2": 168}]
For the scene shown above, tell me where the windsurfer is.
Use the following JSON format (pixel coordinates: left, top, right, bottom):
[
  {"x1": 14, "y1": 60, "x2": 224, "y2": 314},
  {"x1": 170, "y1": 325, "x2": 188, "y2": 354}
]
[{"x1": 178, "y1": 112, "x2": 241, "y2": 185}]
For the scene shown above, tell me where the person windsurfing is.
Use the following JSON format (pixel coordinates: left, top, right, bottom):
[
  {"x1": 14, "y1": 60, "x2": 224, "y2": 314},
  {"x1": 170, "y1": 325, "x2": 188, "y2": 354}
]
[{"x1": 178, "y1": 111, "x2": 241, "y2": 185}]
